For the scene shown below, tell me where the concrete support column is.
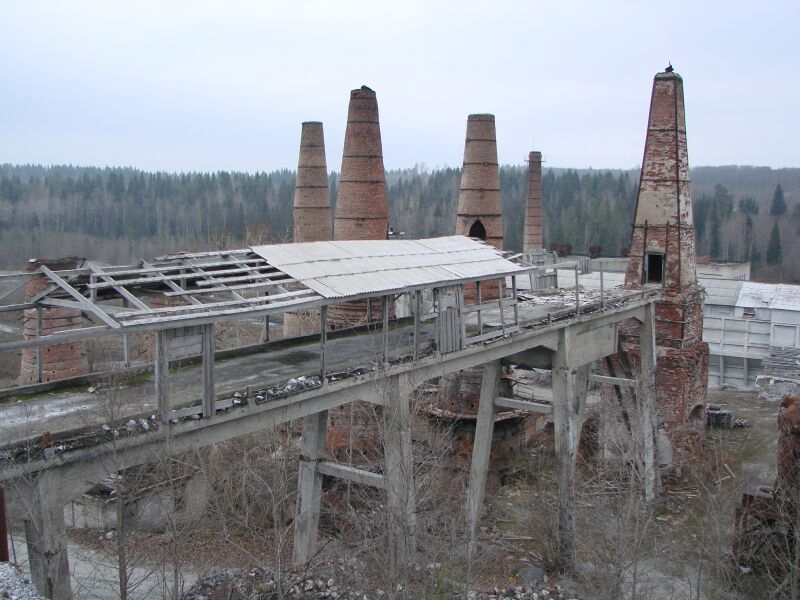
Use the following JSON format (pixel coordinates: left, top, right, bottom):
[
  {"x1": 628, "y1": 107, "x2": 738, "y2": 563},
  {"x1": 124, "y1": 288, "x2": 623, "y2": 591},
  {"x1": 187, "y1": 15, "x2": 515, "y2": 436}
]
[
  {"x1": 552, "y1": 328, "x2": 589, "y2": 573},
  {"x1": 154, "y1": 330, "x2": 169, "y2": 421},
  {"x1": 466, "y1": 360, "x2": 501, "y2": 556},
  {"x1": 382, "y1": 373, "x2": 417, "y2": 572},
  {"x1": 22, "y1": 472, "x2": 72, "y2": 600},
  {"x1": 201, "y1": 324, "x2": 215, "y2": 420},
  {"x1": 293, "y1": 410, "x2": 329, "y2": 565},
  {"x1": 639, "y1": 303, "x2": 659, "y2": 501}
]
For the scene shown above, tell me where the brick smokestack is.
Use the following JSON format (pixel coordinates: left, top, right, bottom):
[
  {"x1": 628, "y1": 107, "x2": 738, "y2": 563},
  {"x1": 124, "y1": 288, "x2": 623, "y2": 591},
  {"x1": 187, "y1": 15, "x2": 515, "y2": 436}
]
[
  {"x1": 293, "y1": 121, "x2": 331, "y2": 243},
  {"x1": 455, "y1": 114, "x2": 502, "y2": 250},
  {"x1": 438, "y1": 115, "x2": 505, "y2": 419},
  {"x1": 334, "y1": 86, "x2": 389, "y2": 241},
  {"x1": 523, "y1": 151, "x2": 543, "y2": 252},
  {"x1": 285, "y1": 121, "x2": 331, "y2": 337},
  {"x1": 19, "y1": 258, "x2": 89, "y2": 384},
  {"x1": 329, "y1": 86, "x2": 390, "y2": 329},
  {"x1": 625, "y1": 69, "x2": 696, "y2": 288},
  {"x1": 614, "y1": 68, "x2": 709, "y2": 464}
]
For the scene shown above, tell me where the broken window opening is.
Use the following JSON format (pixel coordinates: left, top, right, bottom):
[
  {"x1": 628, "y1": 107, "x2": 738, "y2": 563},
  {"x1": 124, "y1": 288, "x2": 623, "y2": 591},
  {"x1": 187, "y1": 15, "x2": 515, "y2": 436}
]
[
  {"x1": 468, "y1": 220, "x2": 487, "y2": 241},
  {"x1": 645, "y1": 252, "x2": 664, "y2": 284}
]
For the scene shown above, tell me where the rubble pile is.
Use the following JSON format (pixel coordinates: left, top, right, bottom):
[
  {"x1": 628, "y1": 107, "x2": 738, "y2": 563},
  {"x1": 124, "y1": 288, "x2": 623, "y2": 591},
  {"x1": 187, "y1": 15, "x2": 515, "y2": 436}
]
[{"x1": 180, "y1": 562, "x2": 581, "y2": 600}]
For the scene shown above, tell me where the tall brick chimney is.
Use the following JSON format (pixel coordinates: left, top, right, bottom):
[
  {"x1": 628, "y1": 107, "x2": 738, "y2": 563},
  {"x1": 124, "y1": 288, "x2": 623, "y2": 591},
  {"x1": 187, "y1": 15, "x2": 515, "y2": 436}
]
[
  {"x1": 523, "y1": 151, "x2": 543, "y2": 252},
  {"x1": 293, "y1": 121, "x2": 331, "y2": 243},
  {"x1": 455, "y1": 114, "x2": 502, "y2": 250},
  {"x1": 329, "y1": 86, "x2": 390, "y2": 329},
  {"x1": 619, "y1": 68, "x2": 709, "y2": 459},
  {"x1": 334, "y1": 86, "x2": 389, "y2": 241},
  {"x1": 285, "y1": 121, "x2": 331, "y2": 337},
  {"x1": 437, "y1": 114, "x2": 506, "y2": 419},
  {"x1": 19, "y1": 258, "x2": 89, "y2": 384}
]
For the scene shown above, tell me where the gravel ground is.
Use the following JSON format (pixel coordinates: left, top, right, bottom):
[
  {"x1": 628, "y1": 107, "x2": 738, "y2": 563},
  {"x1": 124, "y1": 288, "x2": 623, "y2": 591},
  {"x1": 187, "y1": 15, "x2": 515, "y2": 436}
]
[{"x1": 0, "y1": 562, "x2": 45, "y2": 600}]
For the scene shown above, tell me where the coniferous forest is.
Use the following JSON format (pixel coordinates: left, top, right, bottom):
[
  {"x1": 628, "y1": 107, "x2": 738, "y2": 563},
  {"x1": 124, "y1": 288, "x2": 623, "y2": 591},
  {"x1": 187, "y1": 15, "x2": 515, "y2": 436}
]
[{"x1": 1, "y1": 164, "x2": 799, "y2": 283}]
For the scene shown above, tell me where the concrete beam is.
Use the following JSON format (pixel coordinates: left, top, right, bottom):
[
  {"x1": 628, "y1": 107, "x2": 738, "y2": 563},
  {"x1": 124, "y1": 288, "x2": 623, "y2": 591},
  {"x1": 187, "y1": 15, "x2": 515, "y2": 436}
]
[
  {"x1": 317, "y1": 461, "x2": 385, "y2": 489},
  {"x1": 494, "y1": 396, "x2": 552, "y2": 414}
]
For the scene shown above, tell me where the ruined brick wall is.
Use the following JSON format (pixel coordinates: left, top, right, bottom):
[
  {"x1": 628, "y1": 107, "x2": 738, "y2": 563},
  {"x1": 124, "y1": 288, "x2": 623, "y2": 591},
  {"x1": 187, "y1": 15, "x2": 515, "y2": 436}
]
[
  {"x1": 19, "y1": 258, "x2": 89, "y2": 384},
  {"x1": 523, "y1": 151, "x2": 543, "y2": 252}
]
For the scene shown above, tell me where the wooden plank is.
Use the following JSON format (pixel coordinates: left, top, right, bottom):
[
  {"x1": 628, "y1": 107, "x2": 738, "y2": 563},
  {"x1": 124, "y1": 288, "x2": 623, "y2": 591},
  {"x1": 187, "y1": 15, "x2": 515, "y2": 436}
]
[{"x1": 317, "y1": 461, "x2": 385, "y2": 489}]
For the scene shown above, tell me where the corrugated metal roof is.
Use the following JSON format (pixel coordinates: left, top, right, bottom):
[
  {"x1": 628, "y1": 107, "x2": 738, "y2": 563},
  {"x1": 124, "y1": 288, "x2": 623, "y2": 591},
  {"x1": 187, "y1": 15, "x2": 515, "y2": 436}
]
[
  {"x1": 699, "y1": 278, "x2": 743, "y2": 306},
  {"x1": 251, "y1": 236, "x2": 527, "y2": 298},
  {"x1": 699, "y1": 279, "x2": 800, "y2": 311}
]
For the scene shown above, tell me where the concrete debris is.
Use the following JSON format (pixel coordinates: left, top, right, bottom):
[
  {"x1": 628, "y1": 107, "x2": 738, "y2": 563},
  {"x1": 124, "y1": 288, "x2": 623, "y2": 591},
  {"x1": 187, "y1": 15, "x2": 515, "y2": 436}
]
[
  {"x1": 180, "y1": 563, "x2": 581, "y2": 600},
  {"x1": 0, "y1": 563, "x2": 46, "y2": 600}
]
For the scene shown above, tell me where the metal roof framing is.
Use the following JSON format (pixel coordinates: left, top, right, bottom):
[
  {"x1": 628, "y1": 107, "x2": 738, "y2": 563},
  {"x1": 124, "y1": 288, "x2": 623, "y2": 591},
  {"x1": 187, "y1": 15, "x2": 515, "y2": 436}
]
[{"x1": 0, "y1": 236, "x2": 539, "y2": 350}]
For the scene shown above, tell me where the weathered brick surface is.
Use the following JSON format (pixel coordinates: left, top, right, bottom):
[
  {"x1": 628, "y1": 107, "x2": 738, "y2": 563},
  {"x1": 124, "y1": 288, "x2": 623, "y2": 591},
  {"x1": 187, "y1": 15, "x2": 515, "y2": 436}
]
[
  {"x1": 455, "y1": 114, "x2": 503, "y2": 250},
  {"x1": 19, "y1": 258, "x2": 89, "y2": 384},
  {"x1": 334, "y1": 86, "x2": 389, "y2": 243},
  {"x1": 523, "y1": 151, "x2": 543, "y2": 252},
  {"x1": 611, "y1": 70, "x2": 708, "y2": 463},
  {"x1": 286, "y1": 122, "x2": 331, "y2": 337},
  {"x1": 293, "y1": 121, "x2": 331, "y2": 242}
]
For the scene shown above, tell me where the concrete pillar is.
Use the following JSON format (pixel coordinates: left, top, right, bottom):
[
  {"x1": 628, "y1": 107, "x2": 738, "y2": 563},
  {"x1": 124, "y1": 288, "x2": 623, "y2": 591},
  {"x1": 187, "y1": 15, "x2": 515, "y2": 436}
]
[
  {"x1": 293, "y1": 410, "x2": 329, "y2": 565},
  {"x1": 552, "y1": 328, "x2": 589, "y2": 573},
  {"x1": 21, "y1": 472, "x2": 72, "y2": 600},
  {"x1": 20, "y1": 258, "x2": 89, "y2": 384},
  {"x1": 466, "y1": 360, "x2": 501, "y2": 556},
  {"x1": 523, "y1": 151, "x2": 543, "y2": 252},
  {"x1": 382, "y1": 373, "x2": 417, "y2": 572},
  {"x1": 154, "y1": 329, "x2": 170, "y2": 421}
]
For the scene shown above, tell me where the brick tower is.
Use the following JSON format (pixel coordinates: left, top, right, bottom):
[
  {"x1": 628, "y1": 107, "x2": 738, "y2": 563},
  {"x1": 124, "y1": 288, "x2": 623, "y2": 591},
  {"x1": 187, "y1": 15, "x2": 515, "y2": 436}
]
[
  {"x1": 19, "y1": 258, "x2": 89, "y2": 384},
  {"x1": 293, "y1": 121, "x2": 331, "y2": 243},
  {"x1": 437, "y1": 114, "x2": 506, "y2": 418},
  {"x1": 455, "y1": 114, "x2": 502, "y2": 251},
  {"x1": 523, "y1": 151, "x2": 543, "y2": 252},
  {"x1": 330, "y1": 86, "x2": 390, "y2": 329},
  {"x1": 334, "y1": 86, "x2": 389, "y2": 241},
  {"x1": 284, "y1": 121, "x2": 331, "y2": 337},
  {"x1": 619, "y1": 67, "x2": 709, "y2": 458}
]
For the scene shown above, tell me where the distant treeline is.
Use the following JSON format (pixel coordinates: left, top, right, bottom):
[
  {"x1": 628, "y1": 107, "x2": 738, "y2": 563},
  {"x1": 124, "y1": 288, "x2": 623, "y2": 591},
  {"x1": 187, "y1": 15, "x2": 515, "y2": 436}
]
[{"x1": 1, "y1": 163, "x2": 799, "y2": 282}]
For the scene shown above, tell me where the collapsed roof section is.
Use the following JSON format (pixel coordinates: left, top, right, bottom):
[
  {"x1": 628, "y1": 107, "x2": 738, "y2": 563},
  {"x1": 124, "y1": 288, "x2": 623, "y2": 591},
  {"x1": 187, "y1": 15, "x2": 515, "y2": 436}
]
[{"x1": 0, "y1": 236, "x2": 531, "y2": 344}]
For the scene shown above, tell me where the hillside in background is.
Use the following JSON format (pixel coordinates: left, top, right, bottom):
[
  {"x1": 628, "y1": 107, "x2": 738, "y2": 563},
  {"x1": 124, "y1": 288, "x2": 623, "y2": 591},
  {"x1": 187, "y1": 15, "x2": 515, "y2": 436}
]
[{"x1": 1, "y1": 164, "x2": 799, "y2": 282}]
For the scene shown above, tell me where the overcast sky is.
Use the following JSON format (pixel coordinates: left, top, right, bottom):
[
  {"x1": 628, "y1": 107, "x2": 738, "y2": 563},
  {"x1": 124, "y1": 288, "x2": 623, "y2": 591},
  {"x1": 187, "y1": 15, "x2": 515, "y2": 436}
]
[{"x1": 2, "y1": 0, "x2": 797, "y2": 173}]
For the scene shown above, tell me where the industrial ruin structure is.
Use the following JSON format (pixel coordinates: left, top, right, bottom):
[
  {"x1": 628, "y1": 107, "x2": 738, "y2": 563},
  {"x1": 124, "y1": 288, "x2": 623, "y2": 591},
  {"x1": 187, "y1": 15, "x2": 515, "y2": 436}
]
[
  {"x1": 523, "y1": 150, "x2": 543, "y2": 253},
  {"x1": 0, "y1": 69, "x2": 709, "y2": 600},
  {"x1": 329, "y1": 85, "x2": 391, "y2": 329},
  {"x1": 284, "y1": 121, "x2": 331, "y2": 337},
  {"x1": 614, "y1": 68, "x2": 709, "y2": 462},
  {"x1": 19, "y1": 258, "x2": 89, "y2": 384}
]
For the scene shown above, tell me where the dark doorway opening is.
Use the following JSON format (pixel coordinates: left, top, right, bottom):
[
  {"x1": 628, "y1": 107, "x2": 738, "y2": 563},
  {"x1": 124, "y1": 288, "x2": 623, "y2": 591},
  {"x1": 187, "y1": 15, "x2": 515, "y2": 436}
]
[
  {"x1": 645, "y1": 253, "x2": 664, "y2": 284},
  {"x1": 468, "y1": 220, "x2": 487, "y2": 240}
]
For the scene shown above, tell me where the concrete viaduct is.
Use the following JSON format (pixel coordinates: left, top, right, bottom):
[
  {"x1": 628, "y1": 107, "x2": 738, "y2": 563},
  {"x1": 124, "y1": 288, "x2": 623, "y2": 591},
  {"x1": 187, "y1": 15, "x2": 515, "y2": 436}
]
[{"x1": 0, "y1": 236, "x2": 659, "y2": 600}]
